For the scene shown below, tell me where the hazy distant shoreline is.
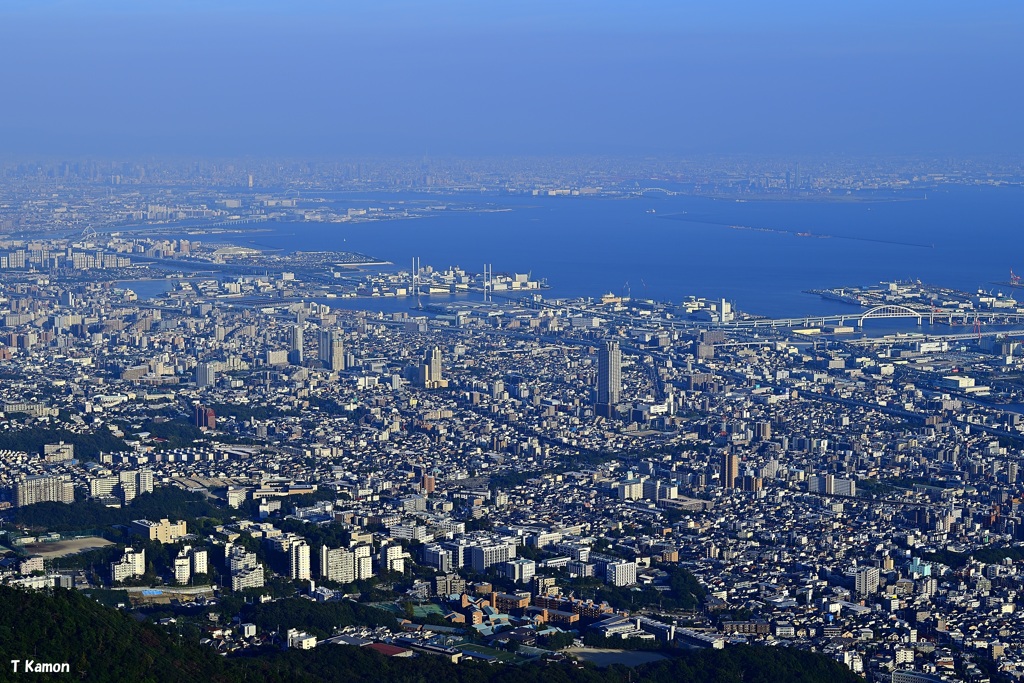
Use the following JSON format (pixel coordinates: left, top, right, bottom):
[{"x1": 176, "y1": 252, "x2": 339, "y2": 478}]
[{"x1": 691, "y1": 193, "x2": 927, "y2": 203}]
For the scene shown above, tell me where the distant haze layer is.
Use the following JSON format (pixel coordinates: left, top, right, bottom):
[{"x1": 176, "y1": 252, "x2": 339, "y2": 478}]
[{"x1": 0, "y1": 1, "x2": 1021, "y2": 157}]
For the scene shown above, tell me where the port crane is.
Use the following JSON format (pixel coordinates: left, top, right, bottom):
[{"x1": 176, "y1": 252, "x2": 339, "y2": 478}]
[{"x1": 1012, "y1": 268, "x2": 1021, "y2": 285}]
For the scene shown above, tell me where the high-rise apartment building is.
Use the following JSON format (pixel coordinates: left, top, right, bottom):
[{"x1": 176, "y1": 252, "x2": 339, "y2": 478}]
[
  {"x1": 174, "y1": 546, "x2": 208, "y2": 585},
  {"x1": 722, "y1": 452, "x2": 740, "y2": 489},
  {"x1": 174, "y1": 552, "x2": 191, "y2": 585},
  {"x1": 290, "y1": 541, "x2": 311, "y2": 581},
  {"x1": 196, "y1": 362, "x2": 216, "y2": 388},
  {"x1": 15, "y1": 475, "x2": 74, "y2": 507},
  {"x1": 111, "y1": 547, "x2": 146, "y2": 583},
  {"x1": 421, "y1": 346, "x2": 446, "y2": 388},
  {"x1": 193, "y1": 404, "x2": 216, "y2": 430},
  {"x1": 597, "y1": 340, "x2": 621, "y2": 415},
  {"x1": 289, "y1": 324, "x2": 304, "y2": 365},
  {"x1": 855, "y1": 566, "x2": 880, "y2": 596},
  {"x1": 606, "y1": 560, "x2": 637, "y2": 587},
  {"x1": 427, "y1": 346, "x2": 441, "y2": 382},
  {"x1": 318, "y1": 329, "x2": 345, "y2": 371},
  {"x1": 321, "y1": 546, "x2": 356, "y2": 584},
  {"x1": 380, "y1": 544, "x2": 406, "y2": 574},
  {"x1": 808, "y1": 474, "x2": 857, "y2": 498}
]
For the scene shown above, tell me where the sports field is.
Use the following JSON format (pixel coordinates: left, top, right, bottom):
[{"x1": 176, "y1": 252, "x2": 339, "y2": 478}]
[{"x1": 22, "y1": 537, "x2": 112, "y2": 558}]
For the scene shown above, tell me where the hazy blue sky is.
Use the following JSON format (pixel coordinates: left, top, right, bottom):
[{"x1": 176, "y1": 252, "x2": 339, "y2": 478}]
[{"x1": 1, "y1": 1, "x2": 1021, "y2": 157}]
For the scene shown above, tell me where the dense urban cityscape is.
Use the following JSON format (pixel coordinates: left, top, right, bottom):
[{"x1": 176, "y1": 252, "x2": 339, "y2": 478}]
[{"x1": 0, "y1": 158, "x2": 1023, "y2": 682}]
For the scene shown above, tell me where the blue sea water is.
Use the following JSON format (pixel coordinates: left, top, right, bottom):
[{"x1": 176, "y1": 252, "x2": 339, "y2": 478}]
[{"x1": 172, "y1": 185, "x2": 1024, "y2": 318}]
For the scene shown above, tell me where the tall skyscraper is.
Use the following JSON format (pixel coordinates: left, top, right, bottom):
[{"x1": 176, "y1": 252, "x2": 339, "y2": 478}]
[
  {"x1": 722, "y1": 452, "x2": 740, "y2": 489},
  {"x1": 196, "y1": 361, "x2": 215, "y2": 388},
  {"x1": 317, "y1": 329, "x2": 330, "y2": 366},
  {"x1": 421, "y1": 346, "x2": 445, "y2": 388},
  {"x1": 597, "y1": 340, "x2": 621, "y2": 415},
  {"x1": 290, "y1": 541, "x2": 311, "y2": 581},
  {"x1": 427, "y1": 346, "x2": 441, "y2": 383},
  {"x1": 318, "y1": 329, "x2": 345, "y2": 371},
  {"x1": 289, "y1": 324, "x2": 304, "y2": 365}
]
